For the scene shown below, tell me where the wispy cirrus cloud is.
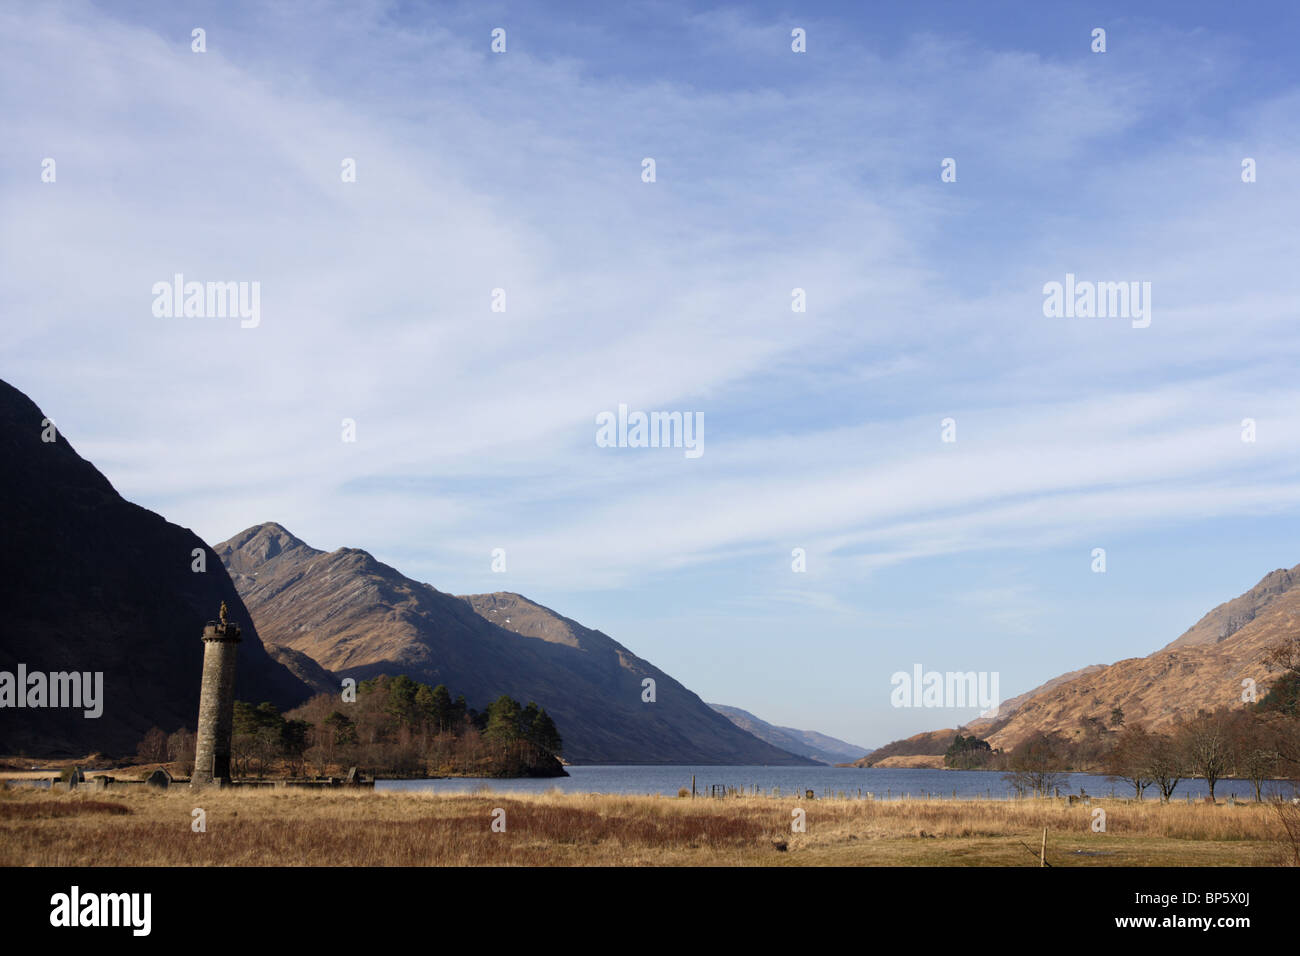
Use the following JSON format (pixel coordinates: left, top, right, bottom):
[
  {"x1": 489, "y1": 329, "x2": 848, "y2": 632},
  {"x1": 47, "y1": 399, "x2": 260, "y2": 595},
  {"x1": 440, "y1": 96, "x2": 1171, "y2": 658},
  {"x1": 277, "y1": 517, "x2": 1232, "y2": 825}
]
[{"x1": 3, "y1": 0, "x2": 1298, "y2": 743}]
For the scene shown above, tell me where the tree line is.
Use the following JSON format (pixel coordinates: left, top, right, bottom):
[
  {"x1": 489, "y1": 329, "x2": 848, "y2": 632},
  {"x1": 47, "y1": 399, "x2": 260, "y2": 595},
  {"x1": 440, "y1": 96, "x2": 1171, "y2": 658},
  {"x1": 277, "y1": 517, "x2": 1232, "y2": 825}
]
[{"x1": 136, "y1": 674, "x2": 564, "y2": 779}]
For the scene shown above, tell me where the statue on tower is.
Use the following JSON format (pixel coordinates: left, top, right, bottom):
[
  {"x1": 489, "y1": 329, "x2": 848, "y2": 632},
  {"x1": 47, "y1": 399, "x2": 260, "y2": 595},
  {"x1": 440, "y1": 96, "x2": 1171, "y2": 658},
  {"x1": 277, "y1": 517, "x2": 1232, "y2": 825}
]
[{"x1": 219, "y1": 601, "x2": 229, "y2": 626}]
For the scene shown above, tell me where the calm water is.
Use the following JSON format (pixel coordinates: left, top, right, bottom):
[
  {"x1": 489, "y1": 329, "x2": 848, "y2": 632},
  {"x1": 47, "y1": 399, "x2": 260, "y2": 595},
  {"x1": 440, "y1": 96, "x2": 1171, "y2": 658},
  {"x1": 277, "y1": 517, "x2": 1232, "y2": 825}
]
[{"x1": 378, "y1": 765, "x2": 1298, "y2": 801}]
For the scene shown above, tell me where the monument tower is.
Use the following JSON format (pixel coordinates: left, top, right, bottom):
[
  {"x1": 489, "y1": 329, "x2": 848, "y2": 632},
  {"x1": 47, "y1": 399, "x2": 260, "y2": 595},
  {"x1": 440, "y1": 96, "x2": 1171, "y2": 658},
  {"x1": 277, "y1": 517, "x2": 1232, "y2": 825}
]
[{"x1": 191, "y1": 601, "x2": 242, "y2": 787}]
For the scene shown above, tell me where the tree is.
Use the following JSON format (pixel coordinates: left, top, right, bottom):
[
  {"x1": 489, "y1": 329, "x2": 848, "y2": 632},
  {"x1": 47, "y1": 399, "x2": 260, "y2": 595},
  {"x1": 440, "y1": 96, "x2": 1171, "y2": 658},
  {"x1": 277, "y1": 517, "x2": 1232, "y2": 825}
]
[
  {"x1": 1003, "y1": 732, "x2": 1068, "y2": 797},
  {"x1": 530, "y1": 709, "x2": 562, "y2": 755},
  {"x1": 229, "y1": 701, "x2": 288, "y2": 778},
  {"x1": 281, "y1": 719, "x2": 310, "y2": 777},
  {"x1": 428, "y1": 684, "x2": 453, "y2": 732},
  {"x1": 1143, "y1": 732, "x2": 1183, "y2": 803},
  {"x1": 324, "y1": 710, "x2": 357, "y2": 746},
  {"x1": 413, "y1": 683, "x2": 435, "y2": 723},
  {"x1": 282, "y1": 676, "x2": 564, "y2": 778},
  {"x1": 1106, "y1": 725, "x2": 1154, "y2": 798},
  {"x1": 1178, "y1": 710, "x2": 1234, "y2": 802},
  {"x1": 232, "y1": 701, "x2": 261, "y2": 776},
  {"x1": 1263, "y1": 634, "x2": 1300, "y2": 682},
  {"x1": 484, "y1": 695, "x2": 522, "y2": 745},
  {"x1": 1110, "y1": 707, "x2": 1125, "y2": 728},
  {"x1": 136, "y1": 727, "x2": 168, "y2": 764},
  {"x1": 1226, "y1": 710, "x2": 1281, "y2": 802},
  {"x1": 1261, "y1": 635, "x2": 1300, "y2": 722},
  {"x1": 1268, "y1": 794, "x2": 1300, "y2": 866},
  {"x1": 944, "y1": 734, "x2": 993, "y2": 770},
  {"x1": 520, "y1": 701, "x2": 541, "y2": 742},
  {"x1": 1258, "y1": 671, "x2": 1300, "y2": 720},
  {"x1": 1070, "y1": 715, "x2": 1114, "y2": 770},
  {"x1": 385, "y1": 675, "x2": 421, "y2": 725},
  {"x1": 166, "y1": 727, "x2": 196, "y2": 774}
]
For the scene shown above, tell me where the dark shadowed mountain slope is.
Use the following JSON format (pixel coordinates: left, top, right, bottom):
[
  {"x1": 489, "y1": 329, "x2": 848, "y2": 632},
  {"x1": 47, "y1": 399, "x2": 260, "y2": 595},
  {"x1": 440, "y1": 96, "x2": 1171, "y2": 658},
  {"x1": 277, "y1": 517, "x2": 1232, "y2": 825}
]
[
  {"x1": 218, "y1": 523, "x2": 817, "y2": 766},
  {"x1": 0, "y1": 379, "x2": 309, "y2": 756}
]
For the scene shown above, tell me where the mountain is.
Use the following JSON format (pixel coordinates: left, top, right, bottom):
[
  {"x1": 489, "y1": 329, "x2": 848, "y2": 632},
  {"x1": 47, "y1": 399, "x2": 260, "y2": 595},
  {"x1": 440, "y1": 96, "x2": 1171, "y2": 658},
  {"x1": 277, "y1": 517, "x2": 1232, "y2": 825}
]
[
  {"x1": 962, "y1": 663, "x2": 1107, "y2": 733},
  {"x1": 1164, "y1": 566, "x2": 1299, "y2": 650},
  {"x1": 217, "y1": 522, "x2": 817, "y2": 766},
  {"x1": 264, "y1": 644, "x2": 337, "y2": 696},
  {"x1": 707, "y1": 703, "x2": 870, "y2": 765},
  {"x1": 853, "y1": 666, "x2": 1107, "y2": 766},
  {"x1": 0, "y1": 379, "x2": 310, "y2": 756},
  {"x1": 974, "y1": 564, "x2": 1300, "y2": 751},
  {"x1": 863, "y1": 563, "x2": 1300, "y2": 760}
]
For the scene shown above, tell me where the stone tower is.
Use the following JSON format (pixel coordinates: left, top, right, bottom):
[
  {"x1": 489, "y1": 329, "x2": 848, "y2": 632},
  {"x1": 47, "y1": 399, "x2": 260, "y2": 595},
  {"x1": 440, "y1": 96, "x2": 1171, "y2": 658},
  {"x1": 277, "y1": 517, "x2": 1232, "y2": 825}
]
[{"x1": 191, "y1": 602, "x2": 242, "y2": 787}]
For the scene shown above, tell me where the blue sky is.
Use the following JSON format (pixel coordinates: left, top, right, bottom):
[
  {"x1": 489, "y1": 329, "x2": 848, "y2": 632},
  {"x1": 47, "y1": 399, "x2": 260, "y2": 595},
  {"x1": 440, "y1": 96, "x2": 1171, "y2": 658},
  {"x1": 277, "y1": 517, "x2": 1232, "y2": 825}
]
[{"x1": 3, "y1": 1, "x2": 1299, "y2": 749}]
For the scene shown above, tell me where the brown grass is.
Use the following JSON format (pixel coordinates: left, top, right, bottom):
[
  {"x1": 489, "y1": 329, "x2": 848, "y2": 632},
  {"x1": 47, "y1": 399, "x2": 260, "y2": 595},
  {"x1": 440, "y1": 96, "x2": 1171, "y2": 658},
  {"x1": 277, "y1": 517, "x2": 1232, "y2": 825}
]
[
  {"x1": 0, "y1": 799, "x2": 131, "y2": 820},
  {"x1": 0, "y1": 787, "x2": 1287, "y2": 866}
]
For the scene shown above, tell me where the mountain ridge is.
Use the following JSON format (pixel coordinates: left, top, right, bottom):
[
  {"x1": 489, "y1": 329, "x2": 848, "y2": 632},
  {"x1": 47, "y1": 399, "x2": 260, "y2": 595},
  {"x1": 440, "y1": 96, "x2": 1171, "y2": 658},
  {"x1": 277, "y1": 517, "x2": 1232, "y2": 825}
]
[{"x1": 217, "y1": 522, "x2": 818, "y2": 766}]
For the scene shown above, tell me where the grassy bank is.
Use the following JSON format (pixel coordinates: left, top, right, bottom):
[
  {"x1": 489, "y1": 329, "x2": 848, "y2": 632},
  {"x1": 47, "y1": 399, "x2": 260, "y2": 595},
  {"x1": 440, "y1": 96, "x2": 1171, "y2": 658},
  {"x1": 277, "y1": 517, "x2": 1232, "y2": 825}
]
[{"x1": 0, "y1": 786, "x2": 1291, "y2": 866}]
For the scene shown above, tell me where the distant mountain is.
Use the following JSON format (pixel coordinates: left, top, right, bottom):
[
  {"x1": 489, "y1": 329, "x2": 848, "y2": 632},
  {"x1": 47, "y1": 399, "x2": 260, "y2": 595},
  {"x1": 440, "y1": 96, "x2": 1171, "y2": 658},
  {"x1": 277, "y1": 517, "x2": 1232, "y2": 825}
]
[
  {"x1": 217, "y1": 522, "x2": 817, "y2": 766},
  {"x1": 0, "y1": 379, "x2": 309, "y2": 756},
  {"x1": 708, "y1": 704, "x2": 870, "y2": 765},
  {"x1": 862, "y1": 563, "x2": 1300, "y2": 760}
]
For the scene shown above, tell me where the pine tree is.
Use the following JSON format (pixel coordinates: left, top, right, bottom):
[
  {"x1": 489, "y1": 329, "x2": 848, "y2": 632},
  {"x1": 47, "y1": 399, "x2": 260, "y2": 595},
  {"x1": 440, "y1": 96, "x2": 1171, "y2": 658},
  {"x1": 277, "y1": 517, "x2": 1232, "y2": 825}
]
[
  {"x1": 531, "y1": 709, "x2": 561, "y2": 754},
  {"x1": 429, "y1": 684, "x2": 454, "y2": 731},
  {"x1": 484, "y1": 695, "x2": 522, "y2": 744},
  {"x1": 385, "y1": 675, "x2": 420, "y2": 725},
  {"x1": 520, "y1": 701, "x2": 541, "y2": 742}
]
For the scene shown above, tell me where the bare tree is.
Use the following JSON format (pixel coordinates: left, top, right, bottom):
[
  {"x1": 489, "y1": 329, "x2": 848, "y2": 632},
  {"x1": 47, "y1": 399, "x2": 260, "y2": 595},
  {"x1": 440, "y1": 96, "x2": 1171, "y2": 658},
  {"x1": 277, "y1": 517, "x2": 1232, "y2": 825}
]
[
  {"x1": 1003, "y1": 732, "x2": 1068, "y2": 798},
  {"x1": 1143, "y1": 733, "x2": 1183, "y2": 802},
  {"x1": 135, "y1": 726, "x2": 168, "y2": 764},
  {"x1": 166, "y1": 727, "x2": 196, "y2": 775},
  {"x1": 1226, "y1": 710, "x2": 1280, "y2": 801},
  {"x1": 1178, "y1": 710, "x2": 1235, "y2": 802},
  {"x1": 1106, "y1": 725, "x2": 1155, "y2": 798},
  {"x1": 1263, "y1": 634, "x2": 1300, "y2": 681},
  {"x1": 1268, "y1": 793, "x2": 1300, "y2": 866}
]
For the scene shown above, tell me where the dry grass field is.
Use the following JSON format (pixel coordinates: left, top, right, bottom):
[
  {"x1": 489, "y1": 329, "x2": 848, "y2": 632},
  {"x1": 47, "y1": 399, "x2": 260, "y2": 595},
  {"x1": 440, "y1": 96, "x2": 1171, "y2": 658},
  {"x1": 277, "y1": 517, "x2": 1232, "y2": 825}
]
[{"x1": 1, "y1": 784, "x2": 1295, "y2": 866}]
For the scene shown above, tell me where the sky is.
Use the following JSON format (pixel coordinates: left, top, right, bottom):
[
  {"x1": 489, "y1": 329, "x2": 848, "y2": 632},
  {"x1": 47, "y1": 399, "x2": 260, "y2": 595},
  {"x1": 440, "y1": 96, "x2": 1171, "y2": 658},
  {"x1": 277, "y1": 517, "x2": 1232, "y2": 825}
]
[{"x1": 3, "y1": 1, "x2": 1299, "y2": 750}]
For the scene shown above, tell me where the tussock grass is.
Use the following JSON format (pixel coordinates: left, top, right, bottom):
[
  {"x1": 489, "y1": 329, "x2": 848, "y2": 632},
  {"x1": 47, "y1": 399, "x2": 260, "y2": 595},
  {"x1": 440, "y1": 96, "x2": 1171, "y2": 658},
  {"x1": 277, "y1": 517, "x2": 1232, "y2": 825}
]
[
  {"x1": 0, "y1": 798, "x2": 131, "y2": 820},
  {"x1": 0, "y1": 788, "x2": 1285, "y2": 866}
]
